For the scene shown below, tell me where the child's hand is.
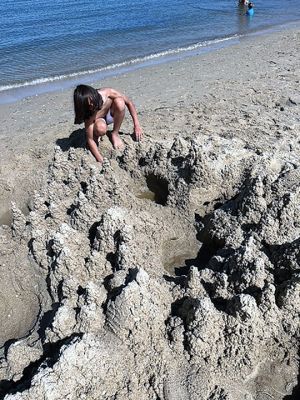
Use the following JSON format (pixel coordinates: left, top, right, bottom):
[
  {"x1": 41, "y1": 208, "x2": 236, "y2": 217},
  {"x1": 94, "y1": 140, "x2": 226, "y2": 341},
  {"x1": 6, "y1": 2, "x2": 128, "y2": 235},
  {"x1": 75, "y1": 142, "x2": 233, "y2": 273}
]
[
  {"x1": 134, "y1": 126, "x2": 143, "y2": 142},
  {"x1": 96, "y1": 154, "x2": 104, "y2": 164}
]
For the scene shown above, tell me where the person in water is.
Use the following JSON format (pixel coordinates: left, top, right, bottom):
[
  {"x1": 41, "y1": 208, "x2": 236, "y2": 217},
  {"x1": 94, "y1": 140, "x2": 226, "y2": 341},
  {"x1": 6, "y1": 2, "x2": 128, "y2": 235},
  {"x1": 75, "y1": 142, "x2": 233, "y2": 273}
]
[
  {"x1": 73, "y1": 84, "x2": 143, "y2": 163},
  {"x1": 246, "y1": 2, "x2": 254, "y2": 16}
]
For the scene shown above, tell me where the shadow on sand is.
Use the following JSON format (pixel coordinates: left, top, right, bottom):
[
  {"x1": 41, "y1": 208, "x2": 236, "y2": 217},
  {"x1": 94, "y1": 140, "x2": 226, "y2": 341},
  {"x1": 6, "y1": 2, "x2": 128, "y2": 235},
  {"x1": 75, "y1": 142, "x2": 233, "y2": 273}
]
[
  {"x1": 56, "y1": 128, "x2": 133, "y2": 153},
  {"x1": 56, "y1": 128, "x2": 86, "y2": 152}
]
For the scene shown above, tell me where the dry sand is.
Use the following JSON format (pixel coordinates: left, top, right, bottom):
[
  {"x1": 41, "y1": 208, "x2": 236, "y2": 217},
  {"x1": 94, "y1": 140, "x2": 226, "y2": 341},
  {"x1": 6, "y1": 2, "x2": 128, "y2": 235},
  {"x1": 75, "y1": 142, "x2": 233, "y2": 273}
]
[{"x1": 0, "y1": 25, "x2": 299, "y2": 399}]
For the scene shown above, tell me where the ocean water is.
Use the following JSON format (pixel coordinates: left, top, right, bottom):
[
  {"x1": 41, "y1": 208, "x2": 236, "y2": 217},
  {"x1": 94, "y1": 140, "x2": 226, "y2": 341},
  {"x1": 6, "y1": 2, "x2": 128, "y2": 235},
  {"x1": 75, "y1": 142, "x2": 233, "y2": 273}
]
[{"x1": 0, "y1": 0, "x2": 299, "y2": 102}]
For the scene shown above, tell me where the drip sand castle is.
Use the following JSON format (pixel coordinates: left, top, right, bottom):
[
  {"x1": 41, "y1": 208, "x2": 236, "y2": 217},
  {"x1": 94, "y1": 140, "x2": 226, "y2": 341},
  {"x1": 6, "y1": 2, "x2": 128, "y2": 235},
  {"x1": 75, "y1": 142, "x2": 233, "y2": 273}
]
[{"x1": 0, "y1": 28, "x2": 299, "y2": 400}]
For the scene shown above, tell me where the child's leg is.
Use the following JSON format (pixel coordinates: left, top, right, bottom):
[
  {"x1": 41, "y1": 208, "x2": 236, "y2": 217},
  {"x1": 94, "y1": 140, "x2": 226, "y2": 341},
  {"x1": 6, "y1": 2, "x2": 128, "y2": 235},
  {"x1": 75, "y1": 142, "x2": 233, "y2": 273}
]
[
  {"x1": 93, "y1": 118, "x2": 107, "y2": 144},
  {"x1": 110, "y1": 97, "x2": 125, "y2": 149}
]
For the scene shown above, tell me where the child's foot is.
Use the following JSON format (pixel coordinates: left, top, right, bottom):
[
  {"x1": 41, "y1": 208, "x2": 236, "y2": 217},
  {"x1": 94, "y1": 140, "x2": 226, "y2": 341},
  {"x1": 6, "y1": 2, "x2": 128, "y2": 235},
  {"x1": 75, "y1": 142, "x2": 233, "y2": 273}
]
[{"x1": 110, "y1": 131, "x2": 125, "y2": 150}]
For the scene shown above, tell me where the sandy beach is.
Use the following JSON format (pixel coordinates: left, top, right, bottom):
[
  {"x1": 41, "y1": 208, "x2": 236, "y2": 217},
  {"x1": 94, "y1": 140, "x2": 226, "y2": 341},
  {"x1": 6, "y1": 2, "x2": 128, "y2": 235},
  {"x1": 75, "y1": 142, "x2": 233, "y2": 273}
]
[{"x1": 0, "y1": 25, "x2": 299, "y2": 399}]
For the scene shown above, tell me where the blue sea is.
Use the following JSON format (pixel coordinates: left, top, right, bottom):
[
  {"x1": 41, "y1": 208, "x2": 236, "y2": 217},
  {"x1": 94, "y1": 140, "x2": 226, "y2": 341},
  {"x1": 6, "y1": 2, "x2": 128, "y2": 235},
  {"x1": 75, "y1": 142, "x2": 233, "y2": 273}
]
[{"x1": 0, "y1": 0, "x2": 300, "y2": 103}]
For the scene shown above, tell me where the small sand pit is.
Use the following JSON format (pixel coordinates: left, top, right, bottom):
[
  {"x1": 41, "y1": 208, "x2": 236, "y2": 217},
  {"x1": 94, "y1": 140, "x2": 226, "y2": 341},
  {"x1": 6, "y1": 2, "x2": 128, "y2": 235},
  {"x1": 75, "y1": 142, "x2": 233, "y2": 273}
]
[
  {"x1": 144, "y1": 173, "x2": 169, "y2": 205},
  {"x1": 136, "y1": 188, "x2": 155, "y2": 201},
  {"x1": 162, "y1": 236, "x2": 200, "y2": 276}
]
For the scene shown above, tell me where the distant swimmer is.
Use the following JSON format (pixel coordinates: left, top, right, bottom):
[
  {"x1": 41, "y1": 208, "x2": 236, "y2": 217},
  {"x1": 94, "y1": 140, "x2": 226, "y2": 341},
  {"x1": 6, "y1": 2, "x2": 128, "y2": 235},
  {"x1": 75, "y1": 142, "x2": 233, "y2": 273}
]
[{"x1": 246, "y1": 2, "x2": 254, "y2": 16}]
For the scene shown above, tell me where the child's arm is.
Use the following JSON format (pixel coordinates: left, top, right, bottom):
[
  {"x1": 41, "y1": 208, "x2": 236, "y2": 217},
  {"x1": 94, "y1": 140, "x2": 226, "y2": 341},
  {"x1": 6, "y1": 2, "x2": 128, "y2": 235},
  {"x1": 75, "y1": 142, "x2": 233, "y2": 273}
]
[
  {"x1": 106, "y1": 88, "x2": 143, "y2": 141},
  {"x1": 124, "y1": 96, "x2": 143, "y2": 141},
  {"x1": 85, "y1": 122, "x2": 104, "y2": 163}
]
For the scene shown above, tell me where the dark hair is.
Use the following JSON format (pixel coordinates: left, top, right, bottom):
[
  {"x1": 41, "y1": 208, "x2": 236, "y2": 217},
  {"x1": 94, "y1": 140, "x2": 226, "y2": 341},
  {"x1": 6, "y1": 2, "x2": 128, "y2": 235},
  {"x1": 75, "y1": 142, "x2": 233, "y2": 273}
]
[
  {"x1": 248, "y1": 2, "x2": 253, "y2": 8},
  {"x1": 73, "y1": 84, "x2": 103, "y2": 124}
]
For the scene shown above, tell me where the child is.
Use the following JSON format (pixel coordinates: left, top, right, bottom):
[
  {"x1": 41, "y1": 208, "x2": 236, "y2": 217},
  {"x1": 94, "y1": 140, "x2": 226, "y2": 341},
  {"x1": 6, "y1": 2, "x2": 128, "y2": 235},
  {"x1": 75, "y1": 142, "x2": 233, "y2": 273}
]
[
  {"x1": 74, "y1": 84, "x2": 143, "y2": 163},
  {"x1": 246, "y1": 2, "x2": 254, "y2": 16}
]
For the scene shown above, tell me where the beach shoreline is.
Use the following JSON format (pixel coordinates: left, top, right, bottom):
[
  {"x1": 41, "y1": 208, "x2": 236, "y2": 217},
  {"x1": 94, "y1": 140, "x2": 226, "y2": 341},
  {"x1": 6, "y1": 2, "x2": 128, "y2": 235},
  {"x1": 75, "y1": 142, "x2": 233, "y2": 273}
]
[{"x1": 1, "y1": 19, "x2": 299, "y2": 106}]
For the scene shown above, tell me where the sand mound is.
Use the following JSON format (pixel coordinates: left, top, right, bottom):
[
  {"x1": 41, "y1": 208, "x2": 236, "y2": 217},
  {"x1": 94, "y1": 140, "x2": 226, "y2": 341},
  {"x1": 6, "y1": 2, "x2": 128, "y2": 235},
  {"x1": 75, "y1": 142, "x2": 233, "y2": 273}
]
[{"x1": 0, "y1": 116, "x2": 299, "y2": 399}]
